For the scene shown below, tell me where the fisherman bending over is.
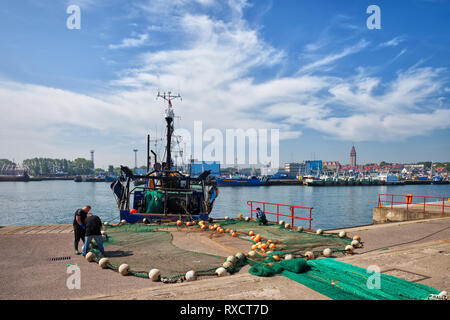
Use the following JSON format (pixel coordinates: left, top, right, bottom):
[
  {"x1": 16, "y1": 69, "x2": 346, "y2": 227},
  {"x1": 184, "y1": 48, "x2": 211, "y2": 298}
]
[
  {"x1": 256, "y1": 207, "x2": 268, "y2": 225},
  {"x1": 82, "y1": 212, "x2": 105, "y2": 257},
  {"x1": 73, "y1": 205, "x2": 90, "y2": 255}
]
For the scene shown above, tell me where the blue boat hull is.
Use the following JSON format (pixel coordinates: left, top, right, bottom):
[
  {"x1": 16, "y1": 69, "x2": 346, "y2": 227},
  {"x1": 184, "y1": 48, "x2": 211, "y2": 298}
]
[{"x1": 215, "y1": 178, "x2": 267, "y2": 186}]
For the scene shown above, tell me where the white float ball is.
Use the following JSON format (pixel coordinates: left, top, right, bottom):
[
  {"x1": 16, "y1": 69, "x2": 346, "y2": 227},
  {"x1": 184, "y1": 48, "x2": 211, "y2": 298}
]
[
  {"x1": 99, "y1": 258, "x2": 109, "y2": 269},
  {"x1": 345, "y1": 245, "x2": 354, "y2": 254},
  {"x1": 248, "y1": 251, "x2": 256, "y2": 258},
  {"x1": 438, "y1": 291, "x2": 448, "y2": 298},
  {"x1": 226, "y1": 255, "x2": 237, "y2": 264},
  {"x1": 148, "y1": 269, "x2": 161, "y2": 282},
  {"x1": 305, "y1": 251, "x2": 314, "y2": 260},
  {"x1": 323, "y1": 248, "x2": 332, "y2": 257},
  {"x1": 119, "y1": 264, "x2": 129, "y2": 276},
  {"x1": 316, "y1": 229, "x2": 323, "y2": 235},
  {"x1": 215, "y1": 267, "x2": 227, "y2": 277},
  {"x1": 223, "y1": 261, "x2": 233, "y2": 269},
  {"x1": 297, "y1": 226, "x2": 304, "y2": 232},
  {"x1": 284, "y1": 254, "x2": 294, "y2": 260},
  {"x1": 279, "y1": 220, "x2": 285, "y2": 225},
  {"x1": 142, "y1": 218, "x2": 149, "y2": 224},
  {"x1": 339, "y1": 231, "x2": 347, "y2": 238},
  {"x1": 102, "y1": 234, "x2": 107, "y2": 241},
  {"x1": 284, "y1": 223, "x2": 291, "y2": 229},
  {"x1": 245, "y1": 217, "x2": 250, "y2": 222},
  {"x1": 103, "y1": 222, "x2": 109, "y2": 226},
  {"x1": 224, "y1": 216, "x2": 229, "y2": 220},
  {"x1": 120, "y1": 220, "x2": 127, "y2": 224},
  {"x1": 351, "y1": 239, "x2": 360, "y2": 248},
  {"x1": 185, "y1": 270, "x2": 196, "y2": 281},
  {"x1": 85, "y1": 252, "x2": 95, "y2": 262},
  {"x1": 353, "y1": 235, "x2": 361, "y2": 241},
  {"x1": 235, "y1": 252, "x2": 245, "y2": 261}
]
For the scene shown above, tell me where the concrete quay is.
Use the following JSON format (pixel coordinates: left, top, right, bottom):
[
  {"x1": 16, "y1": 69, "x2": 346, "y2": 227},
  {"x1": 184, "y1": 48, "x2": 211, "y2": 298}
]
[
  {"x1": 373, "y1": 200, "x2": 450, "y2": 223},
  {"x1": 0, "y1": 217, "x2": 448, "y2": 300}
]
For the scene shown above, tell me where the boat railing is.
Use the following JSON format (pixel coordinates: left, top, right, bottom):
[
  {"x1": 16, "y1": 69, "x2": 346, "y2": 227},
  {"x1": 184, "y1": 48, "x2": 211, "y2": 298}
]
[
  {"x1": 247, "y1": 200, "x2": 313, "y2": 230},
  {"x1": 377, "y1": 193, "x2": 450, "y2": 215}
]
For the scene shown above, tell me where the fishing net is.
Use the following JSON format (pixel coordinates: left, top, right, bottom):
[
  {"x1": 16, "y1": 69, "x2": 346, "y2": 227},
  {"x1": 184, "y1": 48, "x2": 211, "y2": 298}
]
[
  {"x1": 86, "y1": 219, "x2": 439, "y2": 299},
  {"x1": 89, "y1": 219, "x2": 351, "y2": 280},
  {"x1": 217, "y1": 220, "x2": 352, "y2": 257},
  {"x1": 92, "y1": 224, "x2": 224, "y2": 279},
  {"x1": 282, "y1": 258, "x2": 440, "y2": 300}
]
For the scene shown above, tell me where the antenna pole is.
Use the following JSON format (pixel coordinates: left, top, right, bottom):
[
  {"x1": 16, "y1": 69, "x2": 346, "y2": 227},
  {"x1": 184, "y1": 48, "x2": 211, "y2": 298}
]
[{"x1": 157, "y1": 91, "x2": 182, "y2": 172}]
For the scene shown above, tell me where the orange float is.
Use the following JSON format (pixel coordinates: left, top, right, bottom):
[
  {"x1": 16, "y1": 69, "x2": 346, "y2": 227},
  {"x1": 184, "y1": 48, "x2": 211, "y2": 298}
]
[
  {"x1": 231, "y1": 232, "x2": 237, "y2": 237},
  {"x1": 269, "y1": 243, "x2": 276, "y2": 249},
  {"x1": 249, "y1": 231, "x2": 254, "y2": 236},
  {"x1": 254, "y1": 234, "x2": 262, "y2": 242},
  {"x1": 201, "y1": 225, "x2": 207, "y2": 230},
  {"x1": 176, "y1": 220, "x2": 182, "y2": 226},
  {"x1": 273, "y1": 255, "x2": 280, "y2": 261}
]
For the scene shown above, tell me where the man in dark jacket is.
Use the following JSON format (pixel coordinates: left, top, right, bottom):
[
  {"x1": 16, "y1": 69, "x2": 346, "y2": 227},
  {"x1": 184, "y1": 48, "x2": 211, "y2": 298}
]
[
  {"x1": 256, "y1": 207, "x2": 268, "y2": 225},
  {"x1": 81, "y1": 212, "x2": 105, "y2": 257},
  {"x1": 73, "y1": 206, "x2": 91, "y2": 255}
]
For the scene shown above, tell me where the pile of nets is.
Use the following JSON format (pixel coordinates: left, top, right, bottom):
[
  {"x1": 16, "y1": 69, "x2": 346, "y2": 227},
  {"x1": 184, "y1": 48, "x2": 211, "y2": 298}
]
[{"x1": 283, "y1": 258, "x2": 440, "y2": 300}]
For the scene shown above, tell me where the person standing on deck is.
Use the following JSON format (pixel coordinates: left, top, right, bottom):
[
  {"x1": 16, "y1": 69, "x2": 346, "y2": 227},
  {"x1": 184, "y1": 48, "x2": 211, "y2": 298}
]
[
  {"x1": 81, "y1": 212, "x2": 105, "y2": 257},
  {"x1": 73, "y1": 205, "x2": 91, "y2": 255},
  {"x1": 256, "y1": 207, "x2": 268, "y2": 225}
]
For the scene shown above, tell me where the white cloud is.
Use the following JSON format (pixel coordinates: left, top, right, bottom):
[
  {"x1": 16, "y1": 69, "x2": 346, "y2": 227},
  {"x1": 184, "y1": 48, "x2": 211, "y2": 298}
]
[
  {"x1": 299, "y1": 40, "x2": 369, "y2": 73},
  {"x1": 109, "y1": 34, "x2": 149, "y2": 50},
  {"x1": 380, "y1": 36, "x2": 405, "y2": 48}
]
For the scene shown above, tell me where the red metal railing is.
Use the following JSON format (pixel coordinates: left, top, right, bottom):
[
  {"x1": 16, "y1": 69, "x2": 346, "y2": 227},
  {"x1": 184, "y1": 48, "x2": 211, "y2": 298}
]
[
  {"x1": 377, "y1": 193, "x2": 450, "y2": 216},
  {"x1": 247, "y1": 200, "x2": 313, "y2": 230}
]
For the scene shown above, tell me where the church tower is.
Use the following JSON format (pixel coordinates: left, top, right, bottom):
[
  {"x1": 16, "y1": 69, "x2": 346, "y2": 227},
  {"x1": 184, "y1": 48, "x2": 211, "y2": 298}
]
[{"x1": 350, "y1": 146, "x2": 356, "y2": 167}]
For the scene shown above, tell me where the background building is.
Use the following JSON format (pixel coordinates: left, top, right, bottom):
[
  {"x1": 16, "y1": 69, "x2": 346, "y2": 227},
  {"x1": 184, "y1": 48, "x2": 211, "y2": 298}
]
[
  {"x1": 322, "y1": 161, "x2": 341, "y2": 171},
  {"x1": 350, "y1": 146, "x2": 356, "y2": 167},
  {"x1": 284, "y1": 162, "x2": 305, "y2": 177},
  {"x1": 305, "y1": 160, "x2": 322, "y2": 175},
  {"x1": 189, "y1": 160, "x2": 220, "y2": 177}
]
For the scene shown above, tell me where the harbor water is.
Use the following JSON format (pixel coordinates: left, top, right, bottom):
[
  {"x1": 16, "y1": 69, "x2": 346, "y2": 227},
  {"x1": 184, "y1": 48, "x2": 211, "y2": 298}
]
[{"x1": 1, "y1": 181, "x2": 449, "y2": 230}]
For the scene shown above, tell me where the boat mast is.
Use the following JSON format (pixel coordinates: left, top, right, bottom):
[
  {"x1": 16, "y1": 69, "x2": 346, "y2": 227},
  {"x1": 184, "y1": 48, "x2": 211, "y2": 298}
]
[{"x1": 157, "y1": 91, "x2": 182, "y2": 172}]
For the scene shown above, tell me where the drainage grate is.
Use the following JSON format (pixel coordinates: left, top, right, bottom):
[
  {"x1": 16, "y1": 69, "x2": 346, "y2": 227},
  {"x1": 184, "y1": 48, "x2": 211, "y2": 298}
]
[{"x1": 50, "y1": 256, "x2": 71, "y2": 262}]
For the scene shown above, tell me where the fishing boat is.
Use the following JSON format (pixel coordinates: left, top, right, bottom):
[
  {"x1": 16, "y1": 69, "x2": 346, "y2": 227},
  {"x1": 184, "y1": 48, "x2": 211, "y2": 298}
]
[
  {"x1": 215, "y1": 174, "x2": 267, "y2": 186},
  {"x1": 267, "y1": 172, "x2": 299, "y2": 185},
  {"x1": 110, "y1": 92, "x2": 219, "y2": 223},
  {"x1": 303, "y1": 176, "x2": 324, "y2": 186}
]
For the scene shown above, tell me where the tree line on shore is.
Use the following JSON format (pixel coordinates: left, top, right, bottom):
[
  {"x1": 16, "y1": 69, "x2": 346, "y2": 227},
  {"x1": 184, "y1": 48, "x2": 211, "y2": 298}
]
[{"x1": 1, "y1": 158, "x2": 107, "y2": 176}]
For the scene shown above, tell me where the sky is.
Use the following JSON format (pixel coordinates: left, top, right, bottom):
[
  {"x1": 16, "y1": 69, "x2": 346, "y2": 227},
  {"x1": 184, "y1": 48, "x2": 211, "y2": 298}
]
[{"x1": 0, "y1": 0, "x2": 449, "y2": 169}]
